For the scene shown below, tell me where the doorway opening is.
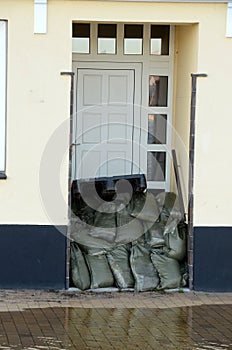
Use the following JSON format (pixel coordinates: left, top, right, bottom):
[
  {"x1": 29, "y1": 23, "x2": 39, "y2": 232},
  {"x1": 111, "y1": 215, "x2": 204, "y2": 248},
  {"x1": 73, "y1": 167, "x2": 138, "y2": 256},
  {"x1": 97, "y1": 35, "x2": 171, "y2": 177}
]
[{"x1": 69, "y1": 22, "x2": 189, "y2": 292}]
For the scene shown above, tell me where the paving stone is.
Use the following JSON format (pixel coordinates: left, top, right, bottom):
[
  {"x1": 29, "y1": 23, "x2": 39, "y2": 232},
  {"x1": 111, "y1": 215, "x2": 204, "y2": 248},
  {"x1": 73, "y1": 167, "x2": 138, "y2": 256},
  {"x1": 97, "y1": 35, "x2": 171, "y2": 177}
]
[{"x1": 0, "y1": 291, "x2": 232, "y2": 349}]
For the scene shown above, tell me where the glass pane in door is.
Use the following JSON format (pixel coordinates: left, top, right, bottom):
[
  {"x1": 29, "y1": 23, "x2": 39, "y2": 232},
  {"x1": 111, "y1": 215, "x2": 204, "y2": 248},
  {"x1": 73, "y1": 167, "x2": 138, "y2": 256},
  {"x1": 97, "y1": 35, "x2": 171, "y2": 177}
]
[
  {"x1": 149, "y1": 75, "x2": 168, "y2": 107},
  {"x1": 147, "y1": 151, "x2": 166, "y2": 181},
  {"x1": 150, "y1": 25, "x2": 170, "y2": 55},
  {"x1": 72, "y1": 23, "x2": 90, "y2": 53},
  {"x1": 124, "y1": 24, "x2": 143, "y2": 55},
  {"x1": 98, "y1": 24, "x2": 117, "y2": 54},
  {"x1": 148, "y1": 114, "x2": 167, "y2": 144}
]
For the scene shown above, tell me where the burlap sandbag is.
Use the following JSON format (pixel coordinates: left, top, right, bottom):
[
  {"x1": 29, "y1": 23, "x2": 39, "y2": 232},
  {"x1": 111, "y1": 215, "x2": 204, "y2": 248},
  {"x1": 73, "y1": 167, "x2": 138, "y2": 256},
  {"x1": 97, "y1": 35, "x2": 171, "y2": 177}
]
[
  {"x1": 156, "y1": 192, "x2": 176, "y2": 213},
  {"x1": 130, "y1": 243, "x2": 159, "y2": 291},
  {"x1": 180, "y1": 260, "x2": 189, "y2": 287},
  {"x1": 151, "y1": 250, "x2": 181, "y2": 290},
  {"x1": 107, "y1": 245, "x2": 134, "y2": 289},
  {"x1": 144, "y1": 222, "x2": 165, "y2": 248},
  {"x1": 156, "y1": 192, "x2": 182, "y2": 223},
  {"x1": 70, "y1": 214, "x2": 90, "y2": 242},
  {"x1": 70, "y1": 242, "x2": 90, "y2": 291},
  {"x1": 93, "y1": 202, "x2": 117, "y2": 243},
  {"x1": 130, "y1": 192, "x2": 160, "y2": 224},
  {"x1": 115, "y1": 202, "x2": 144, "y2": 244},
  {"x1": 164, "y1": 224, "x2": 186, "y2": 261},
  {"x1": 70, "y1": 214, "x2": 115, "y2": 248},
  {"x1": 74, "y1": 198, "x2": 96, "y2": 225},
  {"x1": 82, "y1": 247, "x2": 115, "y2": 289}
]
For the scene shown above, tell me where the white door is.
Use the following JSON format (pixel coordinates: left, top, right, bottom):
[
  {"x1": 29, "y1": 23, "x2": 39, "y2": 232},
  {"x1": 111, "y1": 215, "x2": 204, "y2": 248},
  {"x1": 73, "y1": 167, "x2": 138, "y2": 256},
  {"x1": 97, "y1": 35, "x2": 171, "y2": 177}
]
[{"x1": 74, "y1": 68, "x2": 135, "y2": 179}]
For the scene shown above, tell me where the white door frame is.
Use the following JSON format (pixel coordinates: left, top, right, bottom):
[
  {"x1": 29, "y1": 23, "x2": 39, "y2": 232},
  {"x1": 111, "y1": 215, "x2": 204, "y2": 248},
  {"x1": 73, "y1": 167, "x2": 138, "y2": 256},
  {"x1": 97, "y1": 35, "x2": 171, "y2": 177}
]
[
  {"x1": 72, "y1": 61, "x2": 142, "y2": 180},
  {"x1": 72, "y1": 24, "x2": 175, "y2": 191}
]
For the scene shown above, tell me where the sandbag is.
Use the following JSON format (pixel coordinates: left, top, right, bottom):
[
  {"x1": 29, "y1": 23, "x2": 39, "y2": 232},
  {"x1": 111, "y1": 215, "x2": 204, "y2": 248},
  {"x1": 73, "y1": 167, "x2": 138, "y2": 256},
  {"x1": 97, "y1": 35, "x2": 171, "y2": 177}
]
[
  {"x1": 177, "y1": 221, "x2": 188, "y2": 240},
  {"x1": 93, "y1": 202, "x2": 117, "y2": 243},
  {"x1": 79, "y1": 245, "x2": 108, "y2": 255},
  {"x1": 180, "y1": 260, "x2": 189, "y2": 287},
  {"x1": 70, "y1": 242, "x2": 90, "y2": 291},
  {"x1": 156, "y1": 192, "x2": 182, "y2": 223},
  {"x1": 115, "y1": 192, "x2": 132, "y2": 206},
  {"x1": 115, "y1": 202, "x2": 144, "y2": 244},
  {"x1": 70, "y1": 213, "x2": 90, "y2": 240},
  {"x1": 156, "y1": 192, "x2": 176, "y2": 213},
  {"x1": 71, "y1": 214, "x2": 117, "y2": 249},
  {"x1": 116, "y1": 201, "x2": 133, "y2": 226},
  {"x1": 83, "y1": 248, "x2": 115, "y2": 289},
  {"x1": 163, "y1": 221, "x2": 186, "y2": 261},
  {"x1": 74, "y1": 198, "x2": 96, "y2": 226},
  {"x1": 115, "y1": 219, "x2": 144, "y2": 244},
  {"x1": 144, "y1": 222, "x2": 165, "y2": 248},
  {"x1": 129, "y1": 192, "x2": 146, "y2": 215},
  {"x1": 130, "y1": 243, "x2": 159, "y2": 291},
  {"x1": 87, "y1": 226, "x2": 116, "y2": 244},
  {"x1": 107, "y1": 245, "x2": 134, "y2": 289},
  {"x1": 155, "y1": 193, "x2": 183, "y2": 254},
  {"x1": 130, "y1": 192, "x2": 160, "y2": 224},
  {"x1": 151, "y1": 251, "x2": 181, "y2": 290}
]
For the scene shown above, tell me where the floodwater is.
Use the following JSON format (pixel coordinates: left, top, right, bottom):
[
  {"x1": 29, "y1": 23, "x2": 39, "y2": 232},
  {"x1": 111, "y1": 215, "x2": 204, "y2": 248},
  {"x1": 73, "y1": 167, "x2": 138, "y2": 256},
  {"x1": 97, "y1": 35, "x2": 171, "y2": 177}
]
[{"x1": 0, "y1": 304, "x2": 231, "y2": 349}]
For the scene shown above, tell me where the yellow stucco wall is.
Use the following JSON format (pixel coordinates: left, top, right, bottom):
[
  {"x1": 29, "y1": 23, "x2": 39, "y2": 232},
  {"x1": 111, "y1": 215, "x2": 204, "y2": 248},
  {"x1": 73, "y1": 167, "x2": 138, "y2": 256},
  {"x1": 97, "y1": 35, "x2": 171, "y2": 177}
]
[
  {"x1": 0, "y1": 1, "x2": 71, "y2": 224},
  {"x1": 0, "y1": 0, "x2": 230, "y2": 226},
  {"x1": 172, "y1": 23, "x2": 199, "y2": 215},
  {"x1": 194, "y1": 6, "x2": 232, "y2": 226}
]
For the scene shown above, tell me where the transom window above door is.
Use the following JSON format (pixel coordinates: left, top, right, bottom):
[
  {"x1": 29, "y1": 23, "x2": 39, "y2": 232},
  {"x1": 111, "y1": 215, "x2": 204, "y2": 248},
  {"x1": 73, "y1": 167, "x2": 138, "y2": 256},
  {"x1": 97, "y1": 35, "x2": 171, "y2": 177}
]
[
  {"x1": 72, "y1": 23, "x2": 170, "y2": 56},
  {"x1": 98, "y1": 24, "x2": 117, "y2": 54}
]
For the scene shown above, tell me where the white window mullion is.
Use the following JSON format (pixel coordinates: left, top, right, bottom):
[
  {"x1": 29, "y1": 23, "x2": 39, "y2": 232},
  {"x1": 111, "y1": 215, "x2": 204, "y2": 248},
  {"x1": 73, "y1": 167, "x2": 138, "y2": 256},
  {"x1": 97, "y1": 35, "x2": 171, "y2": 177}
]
[{"x1": 0, "y1": 21, "x2": 7, "y2": 174}]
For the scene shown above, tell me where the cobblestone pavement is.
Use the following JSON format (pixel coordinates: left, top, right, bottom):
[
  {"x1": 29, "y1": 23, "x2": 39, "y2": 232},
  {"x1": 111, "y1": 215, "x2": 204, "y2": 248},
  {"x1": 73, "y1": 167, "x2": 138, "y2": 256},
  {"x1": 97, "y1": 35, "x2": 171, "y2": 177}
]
[{"x1": 0, "y1": 290, "x2": 232, "y2": 349}]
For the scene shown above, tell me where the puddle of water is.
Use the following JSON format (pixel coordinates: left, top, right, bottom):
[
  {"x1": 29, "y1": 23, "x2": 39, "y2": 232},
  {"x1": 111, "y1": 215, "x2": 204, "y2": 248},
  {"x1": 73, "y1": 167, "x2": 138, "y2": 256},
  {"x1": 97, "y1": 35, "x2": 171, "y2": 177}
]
[
  {"x1": 194, "y1": 343, "x2": 232, "y2": 350},
  {"x1": 0, "y1": 304, "x2": 231, "y2": 349}
]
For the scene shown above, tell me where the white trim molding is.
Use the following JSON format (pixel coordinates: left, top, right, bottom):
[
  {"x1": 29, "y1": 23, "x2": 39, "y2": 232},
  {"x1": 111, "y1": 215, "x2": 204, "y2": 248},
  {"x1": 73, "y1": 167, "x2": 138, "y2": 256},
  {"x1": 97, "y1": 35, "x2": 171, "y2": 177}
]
[
  {"x1": 34, "y1": 0, "x2": 47, "y2": 34},
  {"x1": 0, "y1": 21, "x2": 7, "y2": 173},
  {"x1": 226, "y1": 2, "x2": 232, "y2": 37}
]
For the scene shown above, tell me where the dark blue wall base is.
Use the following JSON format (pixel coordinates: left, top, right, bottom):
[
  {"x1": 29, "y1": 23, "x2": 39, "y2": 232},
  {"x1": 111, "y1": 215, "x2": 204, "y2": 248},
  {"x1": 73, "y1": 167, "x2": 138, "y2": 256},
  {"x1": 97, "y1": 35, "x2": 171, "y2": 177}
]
[
  {"x1": 1, "y1": 225, "x2": 231, "y2": 291},
  {"x1": 193, "y1": 226, "x2": 232, "y2": 292},
  {"x1": 0, "y1": 225, "x2": 67, "y2": 289}
]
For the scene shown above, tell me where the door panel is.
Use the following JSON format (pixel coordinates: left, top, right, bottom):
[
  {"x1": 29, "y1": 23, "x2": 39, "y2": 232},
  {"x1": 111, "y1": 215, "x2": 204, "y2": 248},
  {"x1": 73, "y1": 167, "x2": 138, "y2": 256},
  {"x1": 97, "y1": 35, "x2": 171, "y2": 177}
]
[
  {"x1": 75, "y1": 69, "x2": 135, "y2": 179},
  {"x1": 83, "y1": 74, "x2": 102, "y2": 105},
  {"x1": 82, "y1": 113, "x2": 102, "y2": 144},
  {"x1": 108, "y1": 75, "x2": 128, "y2": 104},
  {"x1": 106, "y1": 151, "x2": 127, "y2": 175},
  {"x1": 80, "y1": 150, "x2": 101, "y2": 179},
  {"x1": 107, "y1": 113, "x2": 127, "y2": 143}
]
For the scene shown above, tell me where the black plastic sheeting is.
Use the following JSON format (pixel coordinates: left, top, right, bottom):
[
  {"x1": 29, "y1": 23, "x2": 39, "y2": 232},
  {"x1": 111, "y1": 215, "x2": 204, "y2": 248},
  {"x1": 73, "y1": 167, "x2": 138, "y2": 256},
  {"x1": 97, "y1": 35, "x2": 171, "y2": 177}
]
[{"x1": 70, "y1": 183, "x2": 188, "y2": 291}]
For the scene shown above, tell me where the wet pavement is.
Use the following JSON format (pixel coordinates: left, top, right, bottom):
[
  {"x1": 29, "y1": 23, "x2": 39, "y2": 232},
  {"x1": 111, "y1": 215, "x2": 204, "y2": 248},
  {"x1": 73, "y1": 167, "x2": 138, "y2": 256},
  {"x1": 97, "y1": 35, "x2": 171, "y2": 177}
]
[{"x1": 0, "y1": 291, "x2": 232, "y2": 349}]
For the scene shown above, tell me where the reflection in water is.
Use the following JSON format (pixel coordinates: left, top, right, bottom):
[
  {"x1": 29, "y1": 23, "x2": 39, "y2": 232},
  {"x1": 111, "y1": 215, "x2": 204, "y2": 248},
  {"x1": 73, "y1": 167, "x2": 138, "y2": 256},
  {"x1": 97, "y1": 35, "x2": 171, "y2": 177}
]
[{"x1": 0, "y1": 305, "x2": 232, "y2": 349}]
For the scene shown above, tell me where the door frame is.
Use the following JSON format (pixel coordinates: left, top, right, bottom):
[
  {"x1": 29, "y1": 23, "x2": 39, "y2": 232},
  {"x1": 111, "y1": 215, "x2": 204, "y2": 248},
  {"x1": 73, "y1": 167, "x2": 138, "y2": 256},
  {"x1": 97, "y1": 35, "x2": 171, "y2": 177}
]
[
  {"x1": 72, "y1": 24, "x2": 175, "y2": 191},
  {"x1": 68, "y1": 22, "x2": 175, "y2": 289},
  {"x1": 72, "y1": 61, "x2": 143, "y2": 180}
]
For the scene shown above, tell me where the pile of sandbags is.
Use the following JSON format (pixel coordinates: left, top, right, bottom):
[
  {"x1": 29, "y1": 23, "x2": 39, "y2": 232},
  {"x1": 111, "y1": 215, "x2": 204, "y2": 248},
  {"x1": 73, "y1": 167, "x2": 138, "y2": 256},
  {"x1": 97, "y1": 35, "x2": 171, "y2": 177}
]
[{"x1": 70, "y1": 191, "x2": 188, "y2": 291}]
